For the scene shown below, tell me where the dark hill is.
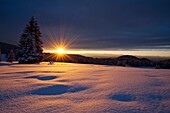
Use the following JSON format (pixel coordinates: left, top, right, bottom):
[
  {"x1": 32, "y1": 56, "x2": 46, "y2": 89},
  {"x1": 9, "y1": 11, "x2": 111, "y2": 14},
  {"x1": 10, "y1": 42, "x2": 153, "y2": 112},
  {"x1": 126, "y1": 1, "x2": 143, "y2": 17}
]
[
  {"x1": 43, "y1": 53, "x2": 155, "y2": 67},
  {"x1": 0, "y1": 42, "x2": 18, "y2": 54},
  {"x1": 117, "y1": 55, "x2": 139, "y2": 60},
  {"x1": 157, "y1": 59, "x2": 170, "y2": 69},
  {"x1": 0, "y1": 42, "x2": 169, "y2": 69},
  {"x1": 114, "y1": 55, "x2": 154, "y2": 67}
]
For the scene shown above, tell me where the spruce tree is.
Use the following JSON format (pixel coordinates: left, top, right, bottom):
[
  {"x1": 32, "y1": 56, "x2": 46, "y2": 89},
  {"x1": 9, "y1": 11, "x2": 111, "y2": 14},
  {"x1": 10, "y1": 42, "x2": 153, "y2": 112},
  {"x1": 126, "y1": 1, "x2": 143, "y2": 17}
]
[
  {"x1": 7, "y1": 49, "x2": 15, "y2": 62},
  {"x1": 18, "y1": 16, "x2": 43, "y2": 64}
]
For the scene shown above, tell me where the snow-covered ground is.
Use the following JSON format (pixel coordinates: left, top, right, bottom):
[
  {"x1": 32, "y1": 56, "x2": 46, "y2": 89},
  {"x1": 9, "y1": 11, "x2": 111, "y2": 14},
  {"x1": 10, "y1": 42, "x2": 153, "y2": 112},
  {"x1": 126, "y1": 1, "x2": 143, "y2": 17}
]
[{"x1": 0, "y1": 62, "x2": 170, "y2": 113}]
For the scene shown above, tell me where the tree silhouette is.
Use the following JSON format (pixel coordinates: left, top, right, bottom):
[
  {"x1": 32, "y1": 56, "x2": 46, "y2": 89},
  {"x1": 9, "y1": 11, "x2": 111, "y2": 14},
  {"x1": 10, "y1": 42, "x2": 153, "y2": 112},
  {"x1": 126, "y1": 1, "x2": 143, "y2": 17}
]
[
  {"x1": 18, "y1": 16, "x2": 43, "y2": 64},
  {"x1": 7, "y1": 49, "x2": 15, "y2": 62}
]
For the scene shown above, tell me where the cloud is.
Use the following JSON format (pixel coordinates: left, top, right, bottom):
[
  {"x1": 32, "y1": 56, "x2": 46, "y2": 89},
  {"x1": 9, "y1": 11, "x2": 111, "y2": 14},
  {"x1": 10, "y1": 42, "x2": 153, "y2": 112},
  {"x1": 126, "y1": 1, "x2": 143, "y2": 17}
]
[{"x1": 0, "y1": 0, "x2": 170, "y2": 50}]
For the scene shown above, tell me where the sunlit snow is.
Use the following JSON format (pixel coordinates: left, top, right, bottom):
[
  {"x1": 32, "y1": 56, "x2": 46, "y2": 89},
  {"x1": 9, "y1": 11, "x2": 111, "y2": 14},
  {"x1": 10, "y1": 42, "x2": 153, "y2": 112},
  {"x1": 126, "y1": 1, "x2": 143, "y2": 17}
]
[{"x1": 0, "y1": 62, "x2": 170, "y2": 113}]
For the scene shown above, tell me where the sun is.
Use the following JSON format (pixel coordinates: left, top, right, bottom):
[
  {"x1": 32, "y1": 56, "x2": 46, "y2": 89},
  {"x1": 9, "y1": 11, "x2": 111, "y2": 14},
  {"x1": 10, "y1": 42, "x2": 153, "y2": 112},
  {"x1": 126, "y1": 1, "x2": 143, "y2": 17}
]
[{"x1": 57, "y1": 48, "x2": 64, "y2": 54}]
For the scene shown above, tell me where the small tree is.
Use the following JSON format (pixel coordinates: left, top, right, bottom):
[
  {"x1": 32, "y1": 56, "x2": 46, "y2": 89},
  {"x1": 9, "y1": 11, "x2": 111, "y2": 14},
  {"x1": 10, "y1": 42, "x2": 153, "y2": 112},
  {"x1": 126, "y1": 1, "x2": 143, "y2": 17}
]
[
  {"x1": 18, "y1": 16, "x2": 43, "y2": 64},
  {"x1": 7, "y1": 49, "x2": 15, "y2": 62}
]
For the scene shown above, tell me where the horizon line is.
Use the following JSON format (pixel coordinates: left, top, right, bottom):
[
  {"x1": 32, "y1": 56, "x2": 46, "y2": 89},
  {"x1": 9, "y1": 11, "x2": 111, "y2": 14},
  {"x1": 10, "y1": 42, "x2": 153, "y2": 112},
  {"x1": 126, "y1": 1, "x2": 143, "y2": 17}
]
[{"x1": 44, "y1": 49, "x2": 170, "y2": 57}]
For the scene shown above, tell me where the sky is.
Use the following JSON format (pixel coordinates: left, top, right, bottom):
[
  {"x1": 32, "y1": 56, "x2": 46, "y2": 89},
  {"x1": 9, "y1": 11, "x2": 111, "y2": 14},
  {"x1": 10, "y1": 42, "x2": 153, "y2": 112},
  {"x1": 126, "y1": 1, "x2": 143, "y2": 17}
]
[{"x1": 0, "y1": 0, "x2": 170, "y2": 57}]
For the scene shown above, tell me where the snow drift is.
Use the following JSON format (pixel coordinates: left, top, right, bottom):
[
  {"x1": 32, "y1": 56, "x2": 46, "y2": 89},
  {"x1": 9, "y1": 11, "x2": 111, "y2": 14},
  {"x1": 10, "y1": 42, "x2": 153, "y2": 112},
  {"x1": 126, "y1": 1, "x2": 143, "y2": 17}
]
[{"x1": 0, "y1": 62, "x2": 170, "y2": 113}]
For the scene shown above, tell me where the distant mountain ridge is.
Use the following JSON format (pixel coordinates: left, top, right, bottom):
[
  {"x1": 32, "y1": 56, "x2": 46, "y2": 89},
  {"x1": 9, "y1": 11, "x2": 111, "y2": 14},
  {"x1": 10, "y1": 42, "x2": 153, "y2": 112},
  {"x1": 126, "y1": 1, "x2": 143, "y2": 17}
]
[
  {"x1": 43, "y1": 53, "x2": 170, "y2": 69},
  {"x1": 117, "y1": 55, "x2": 138, "y2": 60},
  {"x1": 114, "y1": 55, "x2": 154, "y2": 67},
  {"x1": 0, "y1": 42, "x2": 169, "y2": 69},
  {"x1": 0, "y1": 41, "x2": 18, "y2": 54}
]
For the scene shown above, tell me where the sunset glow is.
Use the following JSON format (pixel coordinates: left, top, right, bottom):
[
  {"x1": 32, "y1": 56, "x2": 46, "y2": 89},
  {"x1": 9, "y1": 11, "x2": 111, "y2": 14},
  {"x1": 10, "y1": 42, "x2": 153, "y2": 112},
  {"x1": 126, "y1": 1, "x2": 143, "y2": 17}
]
[
  {"x1": 44, "y1": 49, "x2": 170, "y2": 57},
  {"x1": 1, "y1": 1, "x2": 170, "y2": 112},
  {"x1": 56, "y1": 48, "x2": 64, "y2": 54}
]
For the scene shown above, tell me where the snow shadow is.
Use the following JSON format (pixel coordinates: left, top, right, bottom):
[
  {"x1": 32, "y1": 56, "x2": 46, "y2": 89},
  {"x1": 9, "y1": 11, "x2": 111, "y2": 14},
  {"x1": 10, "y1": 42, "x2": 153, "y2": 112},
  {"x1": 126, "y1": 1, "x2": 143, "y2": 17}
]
[
  {"x1": 31, "y1": 85, "x2": 88, "y2": 95},
  {"x1": 0, "y1": 63, "x2": 13, "y2": 66},
  {"x1": 110, "y1": 93, "x2": 164, "y2": 102},
  {"x1": 110, "y1": 94, "x2": 134, "y2": 102},
  {"x1": 36, "y1": 71, "x2": 65, "y2": 73},
  {"x1": 58, "y1": 79, "x2": 69, "y2": 82},
  {"x1": 143, "y1": 94, "x2": 163, "y2": 101},
  {"x1": 4, "y1": 71, "x2": 65, "y2": 75},
  {"x1": 4, "y1": 71, "x2": 35, "y2": 74},
  {"x1": 25, "y1": 75, "x2": 57, "y2": 80},
  {"x1": 150, "y1": 81, "x2": 164, "y2": 87},
  {"x1": 144, "y1": 74, "x2": 159, "y2": 78}
]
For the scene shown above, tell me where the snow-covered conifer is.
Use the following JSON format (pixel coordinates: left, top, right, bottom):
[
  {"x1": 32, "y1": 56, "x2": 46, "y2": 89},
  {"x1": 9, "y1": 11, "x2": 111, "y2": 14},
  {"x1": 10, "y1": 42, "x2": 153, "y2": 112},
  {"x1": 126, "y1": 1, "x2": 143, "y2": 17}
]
[
  {"x1": 18, "y1": 16, "x2": 43, "y2": 64},
  {"x1": 7, "y1": 49, "x2": 15, "y2": 62}
]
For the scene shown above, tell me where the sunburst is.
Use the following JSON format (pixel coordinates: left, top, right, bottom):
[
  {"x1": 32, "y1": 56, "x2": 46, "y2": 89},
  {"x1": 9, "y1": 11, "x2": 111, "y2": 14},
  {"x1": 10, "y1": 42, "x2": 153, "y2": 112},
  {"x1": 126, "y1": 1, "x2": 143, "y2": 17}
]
[{"x1": 56, "y1": 48, "x2": 64, "y2": 54}]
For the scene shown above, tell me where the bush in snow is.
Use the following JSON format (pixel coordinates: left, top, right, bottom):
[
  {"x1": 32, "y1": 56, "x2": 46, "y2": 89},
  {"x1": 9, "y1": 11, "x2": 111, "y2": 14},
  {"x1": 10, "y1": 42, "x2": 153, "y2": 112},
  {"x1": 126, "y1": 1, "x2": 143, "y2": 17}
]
[{"x1": 18, "y1": 16, "x2": 43, "y2": 64}]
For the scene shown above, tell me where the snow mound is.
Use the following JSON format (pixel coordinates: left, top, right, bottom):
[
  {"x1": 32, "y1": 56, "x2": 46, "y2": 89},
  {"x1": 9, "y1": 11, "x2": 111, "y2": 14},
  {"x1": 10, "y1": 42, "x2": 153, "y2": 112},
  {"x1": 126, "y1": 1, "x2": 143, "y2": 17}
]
[
  {"x1": 0, "y1": 62, "x2": 170, "y2": 113},
  {"x1": 110, "y1": 93, "x2": 134, "y2": 102},
  {"x1": 25, "y1": 76, "x2": 57, "y2": 80},
  {"x1": 31, "y1": 84, "x2": 88, "y2": 95}
]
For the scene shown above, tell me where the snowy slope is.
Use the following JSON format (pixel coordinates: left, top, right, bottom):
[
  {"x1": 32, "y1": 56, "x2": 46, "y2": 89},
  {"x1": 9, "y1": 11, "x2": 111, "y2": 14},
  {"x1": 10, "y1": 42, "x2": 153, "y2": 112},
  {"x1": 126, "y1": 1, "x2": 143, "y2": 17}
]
[{"x1": 0, "y1": 62, "x2": 170, "y2": 113}]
